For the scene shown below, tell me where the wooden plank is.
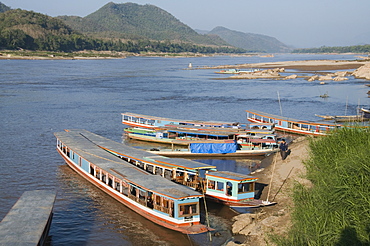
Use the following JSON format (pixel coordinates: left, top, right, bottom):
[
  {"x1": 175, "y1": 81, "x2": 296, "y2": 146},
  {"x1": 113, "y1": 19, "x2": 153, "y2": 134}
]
[{"x1": 0, "y1": 190, "x2": 56, "y2": 246}]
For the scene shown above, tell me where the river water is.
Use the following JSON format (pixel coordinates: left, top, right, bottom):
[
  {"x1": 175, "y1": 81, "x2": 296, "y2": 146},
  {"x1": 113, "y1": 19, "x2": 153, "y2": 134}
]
[{"x1": 0, "y1": 54, "x2": 368, "y2": 245}]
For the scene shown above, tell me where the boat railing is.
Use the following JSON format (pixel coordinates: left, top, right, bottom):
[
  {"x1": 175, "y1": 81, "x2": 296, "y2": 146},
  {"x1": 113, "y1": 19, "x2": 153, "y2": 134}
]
[{"x1": 154, "y1": 204, "x2": 171, "y2": 215}]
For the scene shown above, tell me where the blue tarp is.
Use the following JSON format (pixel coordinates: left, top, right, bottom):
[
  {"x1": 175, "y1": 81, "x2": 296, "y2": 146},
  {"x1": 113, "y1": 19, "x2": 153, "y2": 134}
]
[{"x1": 190, "y1": 142, "x2": 237, "y2": 154}]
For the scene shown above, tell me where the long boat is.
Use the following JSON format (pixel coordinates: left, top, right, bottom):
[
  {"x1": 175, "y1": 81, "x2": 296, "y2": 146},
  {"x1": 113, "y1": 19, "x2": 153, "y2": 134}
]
[
  {"x1": 124, "y1": 123, "x2": 276, "y2": 147},
  {"x1": 54, "y1": 130, "x2": 212, "y2": 234},
  {"x1": 121, "y1": 112, "x2": 243, "y2": 129},
  {"x1": 124, "y1": 127, "x2": 238, "y2": 146},
  {"x1": 147, "y1": 145, "x2": 278, "y2": 158},
  {"x1": 65, "y1": 129, "x2": 275, "y2": 208},
  {"x1": 246, "y1": 109, "x2": 342, "y2": 136}
]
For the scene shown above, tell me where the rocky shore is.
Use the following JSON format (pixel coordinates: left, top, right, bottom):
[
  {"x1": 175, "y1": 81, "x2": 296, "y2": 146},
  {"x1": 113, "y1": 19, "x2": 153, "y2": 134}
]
[{"x1": 226, "y1": 137, "x2": 310, "y2": 246}]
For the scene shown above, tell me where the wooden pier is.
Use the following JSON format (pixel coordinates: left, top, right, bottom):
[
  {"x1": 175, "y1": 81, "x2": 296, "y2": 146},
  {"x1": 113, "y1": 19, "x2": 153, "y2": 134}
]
[{"x1": 0, "y1": 190, "x2": 56, "y2": 246}]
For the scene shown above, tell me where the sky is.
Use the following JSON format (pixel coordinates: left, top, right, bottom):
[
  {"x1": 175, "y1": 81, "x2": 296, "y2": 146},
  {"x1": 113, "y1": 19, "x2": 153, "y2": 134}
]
[{"x1": 2, "y1": 0, "x2": 370, "y2": 48}]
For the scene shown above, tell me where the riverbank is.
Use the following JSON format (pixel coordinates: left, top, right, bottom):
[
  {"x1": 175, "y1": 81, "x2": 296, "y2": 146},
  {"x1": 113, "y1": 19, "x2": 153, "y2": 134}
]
[{"x1": 227, "y1": 136, "x2": 311, "y2": 246}]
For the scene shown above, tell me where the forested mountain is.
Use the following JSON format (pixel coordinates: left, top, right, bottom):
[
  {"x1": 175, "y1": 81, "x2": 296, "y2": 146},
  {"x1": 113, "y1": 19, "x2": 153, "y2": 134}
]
[
  {"x1": 208, "y1": 26, "x2": 291, "y2": 53},
  {"x1": 58, "y1": 2, "x2": 229, "y2": 46},
  {"x1": 0, "y1": 9, "x2": 100, "y2": 50},
  {"x1": 0, "y1": 2, "x2": 10, "y2": 13},
  {"x1": 0, "y1": 7, "x2": 244, "y2": 53}
]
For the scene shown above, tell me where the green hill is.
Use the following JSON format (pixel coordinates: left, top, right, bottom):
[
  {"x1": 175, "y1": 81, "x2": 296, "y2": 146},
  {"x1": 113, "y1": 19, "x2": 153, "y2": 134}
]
[
  {"x1": 58, "y1": 2, "x2": 229, "y2": 46},
  {"x1": 0, "y1": 9, "x2": 97, "y2": 50},
  {"x1": 208, "y1": 26, "x2": 291, "y2": 53},
  {"x1": 0, "y1": 7, "x2": 244, "y2": 54}
]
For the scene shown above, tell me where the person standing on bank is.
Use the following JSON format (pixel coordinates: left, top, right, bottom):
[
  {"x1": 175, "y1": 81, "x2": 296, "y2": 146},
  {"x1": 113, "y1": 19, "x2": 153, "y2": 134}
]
[{"x1": 279, "y1": 139, "x2": 289, "y2": 160}]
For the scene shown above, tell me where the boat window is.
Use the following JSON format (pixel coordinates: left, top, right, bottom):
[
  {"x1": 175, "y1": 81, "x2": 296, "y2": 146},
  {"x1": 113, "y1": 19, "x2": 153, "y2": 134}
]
[
  {"x1": 164, "y1": 169, "x2": 172, "y2": 180},
  {"x1": 227, "y1": 182, "x2": 233, "y2": 196},
  {"x1": 238, "y1": 182, "x2": 254, "y2": 194},
  {"x1": 139, "y1": 190, "x2": 146, "y2": 202},
  {"x1": 216, "y1": 181, "x2": 224, "y2": 191},
  {"x1": 208, "y1": 180, "x2": 215, "y2": 190},
  {"x1": 130, "y1": 186, "x2": 137, "y2": 196},
  {"x1": 115, "y1": 182, "x2": 120, "y2": 192},
  {"x1": 90, "y1": 166, "x2": 94, "y2": 175},
  {"x1": 155, "y1": 166, "x2": 163, "y2": 176},
  {"x1": 154, "y1": 195, "x2": 161, "y2": 206},
  {"x1": 178, "y1": 203, "x2": 198, "y2": 217}
]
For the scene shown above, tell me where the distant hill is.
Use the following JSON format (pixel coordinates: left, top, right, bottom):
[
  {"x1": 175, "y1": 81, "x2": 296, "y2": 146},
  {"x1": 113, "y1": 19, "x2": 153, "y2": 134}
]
[
  {"x1": 208, "y1": 26, "x2": 291, "y2": 53},
  {"x1": 58, "y1": 2, "x2": 230, "y2": 46},
  {"x1": 0, "y1": 9, "x2": 98, "y2": 50},
  {"x1": 0, "y1": 8, "x2": 244, "y2": 53},
  {"x1": 0, "y1": 2, "x2": 11, "y2": 13}
]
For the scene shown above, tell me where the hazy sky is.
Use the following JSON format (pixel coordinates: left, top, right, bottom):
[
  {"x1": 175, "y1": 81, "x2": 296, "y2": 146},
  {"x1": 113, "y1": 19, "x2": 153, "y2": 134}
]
[{"x1": 2, "y1": 0, "x2": 370, "y2": 48}]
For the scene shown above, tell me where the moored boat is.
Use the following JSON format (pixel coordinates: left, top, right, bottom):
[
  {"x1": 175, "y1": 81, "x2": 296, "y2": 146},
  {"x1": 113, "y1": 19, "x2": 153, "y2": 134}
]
[
  {"x1": 246, "y1": 109, "x2": 342, "y2": 136},
  {"x1": 54, "y1": 129, "x2": 212, "y2": 234},
  {"x1": 147, "y1": 144, "x2": 278, "y2": 158},
  {"x1": 360, "y1": 107, "x2": 370, "y2": 118},
  {"x1": 122, "y1": 112, "x2": 243, "y2": 129},
  {"x1": 124, "y1": 127, "x2": 237, "y2": 146},
  {"x1": 67, "y1": 129, "x2": 275, "y2": 208}
]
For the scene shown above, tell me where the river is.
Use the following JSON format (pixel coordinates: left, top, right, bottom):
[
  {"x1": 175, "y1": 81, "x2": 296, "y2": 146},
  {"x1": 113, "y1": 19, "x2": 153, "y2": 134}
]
[{"x1": 0, "y1": 54, "x2": 368, "y2": 245}]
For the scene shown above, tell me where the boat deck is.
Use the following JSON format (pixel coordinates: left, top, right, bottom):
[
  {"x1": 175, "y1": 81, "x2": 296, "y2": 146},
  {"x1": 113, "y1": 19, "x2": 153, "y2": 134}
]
[
  {"x1": 0, "y1": 190, "x2": 56, "y2": 246},
  {"x1": 72, "y1": 129, "x2": 216, "y2": 171},
  {"x1": 55, "y1": 130, "x2": 202, "y2": 198}
]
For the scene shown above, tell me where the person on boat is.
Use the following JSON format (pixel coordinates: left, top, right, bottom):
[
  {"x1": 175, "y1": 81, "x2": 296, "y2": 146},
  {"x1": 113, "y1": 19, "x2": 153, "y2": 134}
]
[{"x1": 279, "y1": 139, "x2": 289, "y2": 160}]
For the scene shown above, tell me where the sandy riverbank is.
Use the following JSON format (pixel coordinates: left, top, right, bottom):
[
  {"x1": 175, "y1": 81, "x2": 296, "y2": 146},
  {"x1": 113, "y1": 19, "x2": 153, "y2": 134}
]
[
  {"x1": 209, "y1": 59, "x2": 369, "y2": 71},
  {"x1": 227, "y1": 136, "x2": 311, "y2": 246}
]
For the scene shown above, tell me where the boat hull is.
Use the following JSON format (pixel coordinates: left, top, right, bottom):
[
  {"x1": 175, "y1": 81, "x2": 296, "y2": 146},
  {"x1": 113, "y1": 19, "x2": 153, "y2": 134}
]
[
  {"x1": 57, "y1": 148, "x2": 210, "y2": 234},
  {"x1": 148, "y1": 148, "x2": 278, "y2": 158},
  {"x1": 205, "y1": 195, "x2": 276, "y2": 208}
]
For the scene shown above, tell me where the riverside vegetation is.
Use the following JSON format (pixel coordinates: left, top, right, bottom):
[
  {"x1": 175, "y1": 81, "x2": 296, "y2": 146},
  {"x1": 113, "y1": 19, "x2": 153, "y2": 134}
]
[{"x1": 273, "y1": 127, "x2": 370, "y2": 246}]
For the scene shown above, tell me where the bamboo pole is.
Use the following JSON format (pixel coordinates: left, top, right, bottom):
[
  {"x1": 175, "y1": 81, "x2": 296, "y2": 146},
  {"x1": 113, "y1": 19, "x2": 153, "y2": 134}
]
[
  {"x1": 266, "y1": 153, "x2": 278, "y2": 202},
  {"x1": 272, "y1": 167, "x2": 294, "y2": 202},
  {"x1": 201, "y1": 179, "x2": 212, "y2": 242}
]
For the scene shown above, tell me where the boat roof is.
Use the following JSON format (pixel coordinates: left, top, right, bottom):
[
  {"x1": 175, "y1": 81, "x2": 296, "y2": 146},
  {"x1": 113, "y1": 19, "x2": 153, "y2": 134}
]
[
  {"x1": 55, "y1": 130, "x2": 202, "y2": 199},
  {"x1": 246, "y1": 109, "x2": 341, "y2": 127},
  {"x1": 122, "y1": 112, "x2": 238, "y2": 126},
  {"x1": 206, "y1": 171, "x2": 258, "y2": 182},
  {"x1": 66, "y1": 129, "x2": 216, "y2": 171}
]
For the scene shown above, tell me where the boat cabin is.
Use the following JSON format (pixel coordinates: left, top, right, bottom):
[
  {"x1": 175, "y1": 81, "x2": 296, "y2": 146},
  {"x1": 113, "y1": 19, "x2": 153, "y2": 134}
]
[{"x1": 205, "y1": 171, "x2": 258, "y2": 204}]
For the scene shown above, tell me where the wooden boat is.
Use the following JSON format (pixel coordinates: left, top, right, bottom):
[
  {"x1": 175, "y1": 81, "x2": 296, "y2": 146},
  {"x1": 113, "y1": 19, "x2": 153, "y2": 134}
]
[
  {"x1": 315, "y1": 114, "x2": 369, "y2": 122},
  {"x1": 54, "y1": 130, "x2": 212, "y2": 234},
  {"x1": 121, "y1": 112, "x2": 243, "y2": 129},
  {"x1": 246, "y1": 109, "x2": 342, "y2": 136},
  {"x1": 360, "y1": 108, "x2": 370, "y2": 118},
  {"x1": 124, "y1": 126, "x2": 277, "y2": 149},
  {"x1": 67, "y1": 129, "x2": 275, "y2": 208},
  {"x1": 0, "y1": 190, "x2": 56, "y2": 246},
  {"x1": 124, "y1": 127, "x2": 237, "y2": 146},
  {"x1": 147, "y1": 145, "x2": 278, "y2": 158}
]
